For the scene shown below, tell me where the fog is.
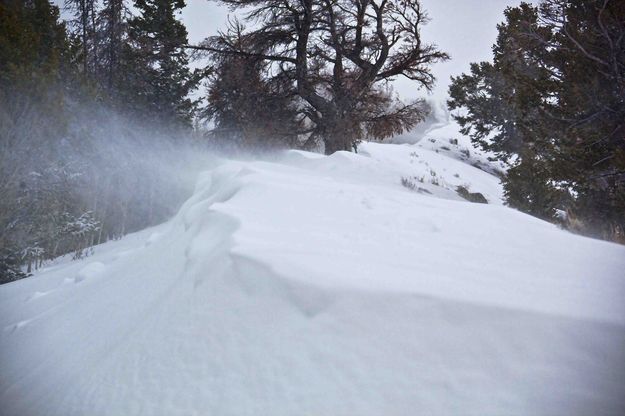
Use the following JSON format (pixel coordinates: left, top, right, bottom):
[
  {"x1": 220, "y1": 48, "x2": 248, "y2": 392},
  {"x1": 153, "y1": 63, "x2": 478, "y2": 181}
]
[{"x1": 0, "y1": 89, "x2": 221, "y2": 281}]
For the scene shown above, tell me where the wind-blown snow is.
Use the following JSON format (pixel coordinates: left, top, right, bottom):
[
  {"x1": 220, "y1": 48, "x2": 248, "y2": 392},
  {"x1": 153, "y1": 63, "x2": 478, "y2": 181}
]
[{"x1": 1, "y1": 140, "x2": 624, "y2": 416}]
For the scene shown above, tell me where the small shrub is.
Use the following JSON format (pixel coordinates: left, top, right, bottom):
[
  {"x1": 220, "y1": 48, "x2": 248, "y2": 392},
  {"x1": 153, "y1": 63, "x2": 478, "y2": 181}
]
[
  {"x1": 401, "y1": 177, "x2": 417, "y2": 190},
  {"x1": 402, "y1": 177, "x2": 433, "y2": 195}
]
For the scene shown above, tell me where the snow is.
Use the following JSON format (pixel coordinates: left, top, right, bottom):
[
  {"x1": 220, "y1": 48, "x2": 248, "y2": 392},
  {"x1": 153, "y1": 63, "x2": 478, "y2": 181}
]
[{"x1": 1, "y1": 139, "x2": 625, "y2": 416}]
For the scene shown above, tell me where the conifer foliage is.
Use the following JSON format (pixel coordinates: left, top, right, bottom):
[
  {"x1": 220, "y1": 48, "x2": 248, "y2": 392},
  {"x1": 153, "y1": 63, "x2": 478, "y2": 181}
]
[
  {"x1": 448, "y1": 0, "x2": 625, "y2": 241},
  {"x1": 201, "y1": 28, "x2": 303, "y2": 149},
  {"x1": 0, "y1": 0, "x2": 199, "y2": 283},
  {"x1": 126, "y1": 0, "x2": 198, "y2": 126}
]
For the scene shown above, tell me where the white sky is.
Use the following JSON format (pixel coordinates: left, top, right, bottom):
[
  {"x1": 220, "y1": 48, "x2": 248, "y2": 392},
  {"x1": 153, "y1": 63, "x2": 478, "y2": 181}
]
[{"x1": 181, "y1": 0, "x2": 521, "y2": 103}]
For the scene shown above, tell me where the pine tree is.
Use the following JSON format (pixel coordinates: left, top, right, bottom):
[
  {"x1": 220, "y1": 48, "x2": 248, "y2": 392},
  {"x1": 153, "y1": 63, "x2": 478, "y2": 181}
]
[
  {"x1": 448, "y1": 0, "x2": 625, "y2": 241},
  {"x1": 202, "y1": 31, "x2": 302, "y2": 149},
  {"x1": 65, "y1": 0, "x2": 99, "y2": 78},
  {"x1": 1, "y1": 0, "x2": 203, "y2": 284},
  {"x1": 98, "y1": 0, "x2": 127, "y2": 92},
  {"x1": 0, "y1": 0, "x2": 76, "y2": 282},
  {"x1": 126, "y1": 0, "x2": 197, "y2": 126}
]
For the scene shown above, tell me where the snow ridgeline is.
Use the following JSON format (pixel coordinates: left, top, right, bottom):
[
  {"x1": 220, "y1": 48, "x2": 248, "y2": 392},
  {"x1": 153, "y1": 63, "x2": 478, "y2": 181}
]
[{"x1": 1, "y1": 140, "x2": 625, "y2": 415}]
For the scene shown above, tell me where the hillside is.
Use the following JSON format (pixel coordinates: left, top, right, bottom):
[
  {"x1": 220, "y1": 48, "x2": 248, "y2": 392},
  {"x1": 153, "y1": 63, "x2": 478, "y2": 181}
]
[{"x1": 1, "y1": 132, "x2": 624, "y2": 415}]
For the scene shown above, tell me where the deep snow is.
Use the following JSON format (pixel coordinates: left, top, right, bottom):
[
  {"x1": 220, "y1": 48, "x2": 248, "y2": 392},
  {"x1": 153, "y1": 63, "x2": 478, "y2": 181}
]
[{"x1": 1, "y1": 130, "x2": 625, "y2": 415}]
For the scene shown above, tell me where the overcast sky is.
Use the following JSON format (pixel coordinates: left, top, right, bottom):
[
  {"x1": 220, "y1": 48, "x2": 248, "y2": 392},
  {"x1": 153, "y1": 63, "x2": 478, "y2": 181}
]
[{"x1": 181, "y1": 0, "x2": 521, "y2": 103}]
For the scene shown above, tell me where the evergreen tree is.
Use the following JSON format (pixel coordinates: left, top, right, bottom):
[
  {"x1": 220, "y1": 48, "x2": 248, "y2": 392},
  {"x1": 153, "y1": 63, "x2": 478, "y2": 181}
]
[
  {"x1": 65, "y1": 0, "x2": 99, "y2": 78},
  {"x1": 126, "y1": 0, "x2": 198, "y2": 126},
  {"x1": 448, "y1": 0, "x2": 625, "y2": 241},
  {"x1": 448, "y1": 62, "x2": 523, "y2": 160},
  {"x1": 202, "y1": 31, "x2": 302, "y2": 149},
  {"x1": 98, "y1": 0, "x2": 127, "y2": 92},
  {"x1": 1, "y1": 0, "x2": 204, "y2": 284},
  {"x1": 0, "y1": 0, "x2": 77, "y2": 282}
]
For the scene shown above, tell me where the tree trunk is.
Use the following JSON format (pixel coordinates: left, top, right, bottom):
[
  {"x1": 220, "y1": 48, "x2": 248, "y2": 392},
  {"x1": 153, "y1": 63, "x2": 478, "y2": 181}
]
[
  {"x1": 324, "y1": 135, "x2": 352, "y2": 154},
  {"x1": 322, "y1": 118, "x2": 353, "y2": 155}
]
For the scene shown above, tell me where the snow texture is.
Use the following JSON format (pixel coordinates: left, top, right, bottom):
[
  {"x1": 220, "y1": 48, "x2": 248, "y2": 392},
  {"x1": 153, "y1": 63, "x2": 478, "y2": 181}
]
[{"x1": 1, "y1": 138, "x2": 624, "y2": 416}]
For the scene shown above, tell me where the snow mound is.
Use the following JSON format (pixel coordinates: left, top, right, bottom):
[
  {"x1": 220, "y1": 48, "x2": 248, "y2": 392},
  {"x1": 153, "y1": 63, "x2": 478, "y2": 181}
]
[{"x1": 1, "y1": 142, "x2": 624, "y2": 415}]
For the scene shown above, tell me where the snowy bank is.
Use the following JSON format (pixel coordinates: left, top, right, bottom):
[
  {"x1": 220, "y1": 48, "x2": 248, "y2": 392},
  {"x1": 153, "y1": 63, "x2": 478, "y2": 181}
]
[{"x1": 1, "y1": 142, "x2": 624, "y2": 416}]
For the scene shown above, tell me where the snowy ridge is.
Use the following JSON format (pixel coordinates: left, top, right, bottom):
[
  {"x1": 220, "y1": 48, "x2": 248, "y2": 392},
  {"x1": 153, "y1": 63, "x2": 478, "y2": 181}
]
[{"x1": 1, "y1": 142, "x2": 625, "y2": 415}]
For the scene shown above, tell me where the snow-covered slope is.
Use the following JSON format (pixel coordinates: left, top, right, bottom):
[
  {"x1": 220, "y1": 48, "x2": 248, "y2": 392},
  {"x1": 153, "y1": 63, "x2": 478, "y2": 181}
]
[{"x1": 1, "y1": 141, "x2": 624, "y2": 416}]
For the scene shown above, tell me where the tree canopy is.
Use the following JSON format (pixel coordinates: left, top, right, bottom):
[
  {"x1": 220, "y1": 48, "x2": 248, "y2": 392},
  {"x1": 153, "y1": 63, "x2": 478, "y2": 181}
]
[
  {"x1": 192, "y1": 0, "x2": 448, "y2": 153},
  {"x1": 448, "y1": 0, "x2": 625, "y2": 241}
]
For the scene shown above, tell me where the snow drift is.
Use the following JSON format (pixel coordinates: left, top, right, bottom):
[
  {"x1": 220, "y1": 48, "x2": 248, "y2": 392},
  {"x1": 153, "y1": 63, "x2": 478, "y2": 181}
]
[{"x1": 1, "y1": 140, "x2": 624, "y2": 416}]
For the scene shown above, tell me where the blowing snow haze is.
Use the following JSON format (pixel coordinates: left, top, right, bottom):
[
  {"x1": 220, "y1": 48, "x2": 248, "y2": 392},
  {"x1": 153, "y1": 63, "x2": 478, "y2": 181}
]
[{"x1": 1, "y1": 0, "x2": 625, "y2": 415}]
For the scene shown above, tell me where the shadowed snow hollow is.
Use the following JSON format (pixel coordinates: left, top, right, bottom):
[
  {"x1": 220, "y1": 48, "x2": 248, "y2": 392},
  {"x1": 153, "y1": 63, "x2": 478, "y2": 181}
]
[{"x1": 1, "y1": 142, "x2": 624, "y2": 416}]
